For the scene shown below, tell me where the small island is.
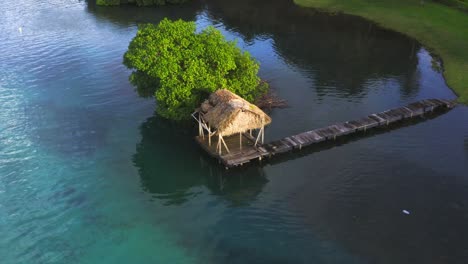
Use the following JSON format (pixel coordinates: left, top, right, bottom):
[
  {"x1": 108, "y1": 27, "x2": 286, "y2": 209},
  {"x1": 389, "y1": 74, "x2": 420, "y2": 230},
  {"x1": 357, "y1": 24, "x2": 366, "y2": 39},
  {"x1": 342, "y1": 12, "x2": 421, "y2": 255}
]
[{"x1": 122, "y1": 17, "x2": 457, "y2": 169}]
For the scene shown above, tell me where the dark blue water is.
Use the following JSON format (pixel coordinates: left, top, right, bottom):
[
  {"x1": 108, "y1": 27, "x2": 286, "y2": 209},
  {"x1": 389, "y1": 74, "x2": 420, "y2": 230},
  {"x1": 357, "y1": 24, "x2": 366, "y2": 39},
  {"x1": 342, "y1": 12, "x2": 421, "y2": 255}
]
[{"x1": 1, "y1": 0, "x2": 468, "y2": 263}]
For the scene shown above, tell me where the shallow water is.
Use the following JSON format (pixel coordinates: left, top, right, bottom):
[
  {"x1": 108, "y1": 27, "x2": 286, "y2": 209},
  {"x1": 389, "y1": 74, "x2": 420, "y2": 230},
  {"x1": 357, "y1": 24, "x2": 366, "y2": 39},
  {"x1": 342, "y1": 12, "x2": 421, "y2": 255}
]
[{"x1": 1, "y1": 0, "x2": 468, "y2": 263}]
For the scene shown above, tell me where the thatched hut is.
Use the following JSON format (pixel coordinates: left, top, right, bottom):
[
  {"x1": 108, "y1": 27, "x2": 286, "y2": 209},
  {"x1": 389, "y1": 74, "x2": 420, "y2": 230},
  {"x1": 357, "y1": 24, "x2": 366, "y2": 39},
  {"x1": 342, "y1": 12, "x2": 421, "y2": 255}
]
[{"x1": 192, "y1": 89, "x2": 271, "y2": 155}]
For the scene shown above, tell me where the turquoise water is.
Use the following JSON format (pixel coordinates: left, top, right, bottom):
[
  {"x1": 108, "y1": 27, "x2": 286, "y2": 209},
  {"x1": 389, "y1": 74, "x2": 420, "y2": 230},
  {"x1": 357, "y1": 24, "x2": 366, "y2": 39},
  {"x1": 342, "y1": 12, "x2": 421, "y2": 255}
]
[{"x1": 1, "y1": 0, "x2": 468, "y2": 263}]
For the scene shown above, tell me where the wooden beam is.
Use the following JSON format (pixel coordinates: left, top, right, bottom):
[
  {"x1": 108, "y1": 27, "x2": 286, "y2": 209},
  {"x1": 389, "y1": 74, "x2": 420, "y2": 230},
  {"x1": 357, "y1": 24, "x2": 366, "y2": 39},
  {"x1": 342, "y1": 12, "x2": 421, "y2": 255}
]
[
  {"x1": 198, "y1": 115, "x2": 204, "y2": 138},
  {"x1": 220, "y1": 135, "x2": 230, "y2": 153},
  {"x1": 261, "y1": 126, "x2": 264, "y2": 144},
  {"x1": 254, "y1": 128, "x2": 261, "y2": 146}
]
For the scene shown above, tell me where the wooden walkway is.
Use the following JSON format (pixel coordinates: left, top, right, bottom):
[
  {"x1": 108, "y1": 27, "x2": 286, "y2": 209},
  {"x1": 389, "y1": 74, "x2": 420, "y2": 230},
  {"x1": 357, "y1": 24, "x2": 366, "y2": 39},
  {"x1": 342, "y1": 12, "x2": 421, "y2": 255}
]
[{"x1": 196, "y1": 99, "x2": 456, "y2": 168}]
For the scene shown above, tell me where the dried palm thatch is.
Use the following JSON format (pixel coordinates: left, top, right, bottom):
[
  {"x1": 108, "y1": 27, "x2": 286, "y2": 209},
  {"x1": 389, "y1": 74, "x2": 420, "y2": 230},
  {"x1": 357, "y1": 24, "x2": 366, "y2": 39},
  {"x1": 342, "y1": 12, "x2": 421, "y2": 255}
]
[{"x1": 199, "y1": 89, "x2": 271, "y2": 136}]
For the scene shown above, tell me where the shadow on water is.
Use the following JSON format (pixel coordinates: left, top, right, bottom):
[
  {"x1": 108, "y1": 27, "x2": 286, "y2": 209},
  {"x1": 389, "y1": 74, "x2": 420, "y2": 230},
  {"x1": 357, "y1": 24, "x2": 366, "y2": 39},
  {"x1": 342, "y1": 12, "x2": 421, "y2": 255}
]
[
  {"x1": 202, "y1": 0, "x2": 422, "y2": 98},
  {"x1": 132, "y1": 115, "x2": 268, "y2": 206}
]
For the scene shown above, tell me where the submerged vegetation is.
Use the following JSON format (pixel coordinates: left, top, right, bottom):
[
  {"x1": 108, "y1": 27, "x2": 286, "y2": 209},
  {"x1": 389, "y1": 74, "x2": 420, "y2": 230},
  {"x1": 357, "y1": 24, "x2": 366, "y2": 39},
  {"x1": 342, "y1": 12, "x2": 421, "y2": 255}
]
[
  {"x1": 123, "y1": 19, "x2": 268, "y2": 120},
  {"x1": 295, "y1": 0, "x2": 468, "y2": 103},
  {"x1": 96, "y1": 0, "x2": 190, "y2": 6}
]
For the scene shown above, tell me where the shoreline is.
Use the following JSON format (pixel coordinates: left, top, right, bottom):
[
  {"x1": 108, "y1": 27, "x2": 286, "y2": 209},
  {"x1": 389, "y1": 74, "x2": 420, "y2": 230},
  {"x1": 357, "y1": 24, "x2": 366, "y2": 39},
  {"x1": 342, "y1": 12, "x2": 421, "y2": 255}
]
[{"x1": 294, "y1": 0, "x2": 468, "y2": 104}]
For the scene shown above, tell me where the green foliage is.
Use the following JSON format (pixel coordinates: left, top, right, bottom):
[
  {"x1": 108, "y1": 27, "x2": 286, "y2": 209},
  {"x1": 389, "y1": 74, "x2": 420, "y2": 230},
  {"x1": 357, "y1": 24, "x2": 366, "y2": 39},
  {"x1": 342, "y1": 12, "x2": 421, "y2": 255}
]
[
  {"x1": 96, "y1": 0, "x2": 189, "y2": 6},
  {"x1": 124, "y1": 19, "x2": 268, "y2": 120}
]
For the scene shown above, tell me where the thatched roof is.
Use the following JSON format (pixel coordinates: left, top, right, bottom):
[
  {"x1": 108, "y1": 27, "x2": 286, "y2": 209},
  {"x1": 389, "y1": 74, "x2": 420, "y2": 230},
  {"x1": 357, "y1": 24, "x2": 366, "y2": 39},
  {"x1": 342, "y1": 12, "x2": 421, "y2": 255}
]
[{"x1": 199, "y1": 89, "x2": 271, "y2": 136}]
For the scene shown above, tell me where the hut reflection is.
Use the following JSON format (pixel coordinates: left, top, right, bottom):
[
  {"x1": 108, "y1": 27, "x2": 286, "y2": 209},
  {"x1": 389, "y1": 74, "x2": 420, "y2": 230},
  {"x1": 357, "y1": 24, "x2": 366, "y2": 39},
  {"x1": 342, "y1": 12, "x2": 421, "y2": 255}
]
[{"x1": 132, "y1": 115, "x2": 268, "y2": 206}]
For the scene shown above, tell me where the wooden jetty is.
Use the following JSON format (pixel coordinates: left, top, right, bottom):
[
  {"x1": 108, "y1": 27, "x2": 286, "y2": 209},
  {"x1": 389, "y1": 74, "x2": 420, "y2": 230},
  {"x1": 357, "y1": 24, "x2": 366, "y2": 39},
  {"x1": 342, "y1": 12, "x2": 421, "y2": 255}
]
[{"x1": 195, "y1": 98, "x2": 456, "y2": 168}]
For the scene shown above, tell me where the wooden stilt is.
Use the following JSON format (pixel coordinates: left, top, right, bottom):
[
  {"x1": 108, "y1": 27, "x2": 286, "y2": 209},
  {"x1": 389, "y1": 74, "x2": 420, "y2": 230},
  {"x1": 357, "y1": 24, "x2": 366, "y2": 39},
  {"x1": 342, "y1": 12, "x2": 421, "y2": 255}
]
[
  {"x1": 260, "y1": 116, "x2": 265, "y2": 144},
  {"x1": 240, "y1": 132, "x2": 242, "y2": 150},
  {"x1": 198, "y1": 116, "x2": 204, "y2": 138},
  {"x1": 217, "y1": 136, "x2": 221, "y2": 155},
  {"x1": 208, "y1": 126, "x2": 212, "y2": 146},
  {"x1": 254, "y1": 128, "x2": 261, "y2": 146},
  {"x1": 220, "y1": 135, "x2": 230, "y2": 153},
  {"x1": 261, "y1": 126, "x2": 264, "y2": 144}
]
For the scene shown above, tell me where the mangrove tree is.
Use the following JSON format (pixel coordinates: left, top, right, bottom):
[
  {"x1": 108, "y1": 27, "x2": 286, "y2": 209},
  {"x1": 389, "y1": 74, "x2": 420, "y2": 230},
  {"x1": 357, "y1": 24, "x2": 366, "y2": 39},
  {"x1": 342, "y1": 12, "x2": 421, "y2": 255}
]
[{"x1": 123, "y1": 19, "x2": 268, "y2": 120}]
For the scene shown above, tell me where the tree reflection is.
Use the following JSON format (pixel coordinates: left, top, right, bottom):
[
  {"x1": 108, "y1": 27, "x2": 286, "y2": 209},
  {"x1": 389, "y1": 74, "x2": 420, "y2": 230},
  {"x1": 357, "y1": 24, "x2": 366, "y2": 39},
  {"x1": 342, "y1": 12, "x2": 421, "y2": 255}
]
[
  {"x1": 132, "y1": 115, "x2": 268, "y2": 206},
  {"x1": 203, "y1": 0, "x2": 421, "y2": 98},
  {"x1": 87, "y1": 0, "x2": 423, "y2": 99}
]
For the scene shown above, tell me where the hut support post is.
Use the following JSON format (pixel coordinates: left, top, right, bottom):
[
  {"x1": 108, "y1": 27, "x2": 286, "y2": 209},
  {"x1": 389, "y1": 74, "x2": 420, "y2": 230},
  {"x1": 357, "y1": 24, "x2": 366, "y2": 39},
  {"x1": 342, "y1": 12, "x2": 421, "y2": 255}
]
[
  {"x1": 239, "y1": 133, "x2": 242, "y2": 150},
  {"x1": 198, "y1": 115, "x2": 204, "y2": 138},
  {"x1": 221, "y1": 135, "x2": 230, "y2": 154},
  {"x1": 217, "y1": 135, "x2": 230, "y2": 155},
  {"x1": 259, "y1": 116, "x2": 265, "y2": 144},
  {"x1": 254, "y1": 128, "x2": 261, "y2": 146},
  {"x1": 208, "y1": 127, "x2": 212, "y2": 146},
  {"x1": 254, "y1": 126, "x2": 265, "y2": 146},
  {"x1": 261, "y1": 126, "x2": 264, "y2": 144}
]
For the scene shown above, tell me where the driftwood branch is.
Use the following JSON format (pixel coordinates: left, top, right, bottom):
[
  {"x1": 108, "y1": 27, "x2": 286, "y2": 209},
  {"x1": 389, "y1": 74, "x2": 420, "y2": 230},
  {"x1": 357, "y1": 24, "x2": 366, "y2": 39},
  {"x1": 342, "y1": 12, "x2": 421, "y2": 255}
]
[{"x1": 255, "y1": 89, "x2": 288, "y2": 111}]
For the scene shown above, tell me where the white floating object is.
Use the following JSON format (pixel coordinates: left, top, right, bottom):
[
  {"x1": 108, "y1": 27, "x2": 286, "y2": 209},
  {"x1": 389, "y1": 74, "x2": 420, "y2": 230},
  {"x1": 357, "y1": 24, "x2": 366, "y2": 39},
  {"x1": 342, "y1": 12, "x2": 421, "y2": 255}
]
[
  {"x1": 402, "y1": 210, "x2": 410, "y2": 215},
  {"x1": 18, "y1": 27, "x2": 23, "y2": 34}
]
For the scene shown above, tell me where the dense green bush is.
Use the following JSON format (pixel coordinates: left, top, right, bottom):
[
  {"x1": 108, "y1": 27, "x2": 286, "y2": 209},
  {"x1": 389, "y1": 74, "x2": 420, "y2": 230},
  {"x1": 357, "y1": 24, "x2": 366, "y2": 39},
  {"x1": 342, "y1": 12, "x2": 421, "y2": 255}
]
[
  {"x1": 96, "y1": 0, "x2": 189, "y2": 6},
  {"x1": 124, "y1": 19, "x2": 268, "y2": 120}
]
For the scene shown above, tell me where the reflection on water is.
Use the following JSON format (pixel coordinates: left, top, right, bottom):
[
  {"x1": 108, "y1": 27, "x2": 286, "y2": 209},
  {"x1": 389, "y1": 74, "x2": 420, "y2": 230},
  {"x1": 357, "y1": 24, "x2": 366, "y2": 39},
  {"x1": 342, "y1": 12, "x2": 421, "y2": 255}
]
[
  {"x1": 1, "y1": 0, "x2": 468, "y2": 263},
  {"x1": 203, "y1": 0, "x2": 421, "y2": 98},
  {"x1": 87, "y1": 0, "x2": 204, "y2": 26},
  {"x1": 88, "y1": 0, "x2": 423, "y2": 100},
  {"x1": 133, "y1": 115, "x2": 268, "y2": 206}
]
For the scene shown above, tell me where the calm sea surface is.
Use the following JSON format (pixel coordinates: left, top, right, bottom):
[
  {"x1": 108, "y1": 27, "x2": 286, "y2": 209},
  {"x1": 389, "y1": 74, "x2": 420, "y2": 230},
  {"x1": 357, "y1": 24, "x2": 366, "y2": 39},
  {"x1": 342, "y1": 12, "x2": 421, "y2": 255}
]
[{"x1": 1, "y1": 0, "x2": 468, "y2": 263}]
